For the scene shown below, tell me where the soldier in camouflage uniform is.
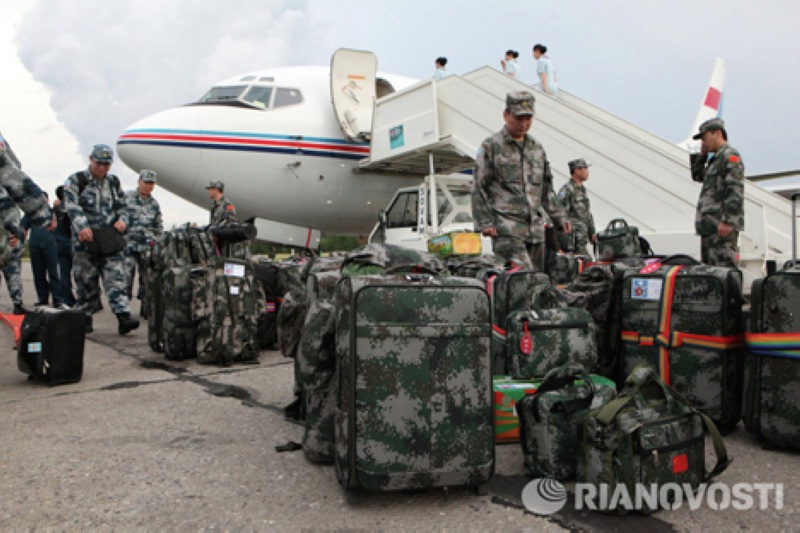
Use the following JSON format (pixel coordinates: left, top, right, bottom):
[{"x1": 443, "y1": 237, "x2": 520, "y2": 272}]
[
  {"x1": 206, "y1": 180, "x2": 249, "y2": 257},
  {"x1": 1, "y1": 209, "x2": 26, "y2": 315},
  {"x1": 63, "y1": 144, "x2": 139, "y2": 335},
  {"x1": 558, "y1": 158, "x2": 597, "y2": 257},
  {"x1": 472, "y1": 91, "x2": 571, "y2": 270},
  {"x1": 124, "y1": 170, "x2": 163, "y2": 318},
  {"x1": 690, "y1": 118, "x2": 744, "y2": 268},
  {"x1": 0, "y1": 131, "x2": 56, "y2": 313}
]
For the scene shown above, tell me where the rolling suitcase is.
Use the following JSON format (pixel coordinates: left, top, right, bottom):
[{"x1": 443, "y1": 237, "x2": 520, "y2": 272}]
[
  {"x1": 334, "y1": 274, "x2": 494, "y2": 500},
  {"x1": 618, "y1": 258, "x2": 744, "y2": 430},
  {"x1": 481, "y1": 267, "x2": 551, "y2": 374},
  {"x1": 18, "y1": 308, "x2": 86, "y2": 385},
  {"x1": 744, "y1": 192, "x2": 800, "y2": 447}
]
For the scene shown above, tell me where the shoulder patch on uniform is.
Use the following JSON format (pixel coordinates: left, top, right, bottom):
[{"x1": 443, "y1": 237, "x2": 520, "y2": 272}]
[
  {"x1": 226, "y1": 204, "x2": 235, "y2": 211},
  {"x1": 558, "y1": 190, "x2": 567, "y2": 200},
  {"x1": 728, "y1": 155, "x2": 740, "y2": 163}
]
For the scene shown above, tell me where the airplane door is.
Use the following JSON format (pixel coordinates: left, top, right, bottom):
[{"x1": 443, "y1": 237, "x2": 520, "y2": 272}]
[{"x1": 331, "y1": 48, "x2": 377, "y2": 142}]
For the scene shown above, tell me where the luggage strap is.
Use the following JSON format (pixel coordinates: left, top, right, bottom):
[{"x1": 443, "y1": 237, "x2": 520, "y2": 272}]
[
  {"x1": 744, "y1": 332, "x2": 800, "y2": 359},
  {"x1": 620, "y1": 266, "x2": 742, "y2": 385}
]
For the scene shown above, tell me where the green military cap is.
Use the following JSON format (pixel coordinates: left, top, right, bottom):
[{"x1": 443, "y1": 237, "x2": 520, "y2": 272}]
[
  {"x1": 568, "y1": 158, "x2": 591, "y2": 174},
  {"x1": 90, "y1": 144, "x2": 114, "y2": 163},
  {"x1": 205, "y1": 180, "x2": 225, "y2": 192},
  {"x1": 139, "y1": 169, "x2": 157, "y2": 183},
  {"x1": 506, "y1": 91, "x2": 535, "y2": 116},
  {"x1": 692, "y1": 117, "x2": 726, "y2": 140}
]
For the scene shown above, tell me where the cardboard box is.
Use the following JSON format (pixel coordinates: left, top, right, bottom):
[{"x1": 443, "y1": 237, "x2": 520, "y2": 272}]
[{"x1": 427, "y1": 232, "x2": 482, "y2": 258}]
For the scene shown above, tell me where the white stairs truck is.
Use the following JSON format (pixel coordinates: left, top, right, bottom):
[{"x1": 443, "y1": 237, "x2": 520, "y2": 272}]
[{"x1": 330, "y1": 50, "x2": 797, "y2": 291}]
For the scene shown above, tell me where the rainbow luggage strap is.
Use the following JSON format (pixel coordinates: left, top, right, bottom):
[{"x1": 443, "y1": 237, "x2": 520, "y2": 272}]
[
  {"x1": 745, "y1": 332, "x2": 800, "y2": 359},
  {"x1": 621, "y1": 265, "x2": 742, "y2": 385}
]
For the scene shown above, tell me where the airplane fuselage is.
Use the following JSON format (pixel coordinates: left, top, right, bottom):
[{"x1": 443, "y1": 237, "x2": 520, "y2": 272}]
[{"x1": 117, "y1": 66, "x2": 421, "y2": 234}]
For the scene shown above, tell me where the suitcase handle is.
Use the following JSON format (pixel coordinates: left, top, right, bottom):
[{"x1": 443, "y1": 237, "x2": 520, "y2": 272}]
[
  {"x1": 605, "y1": 218, "x2": 630, "y2": 230},
  {"x1": 660, "y1": 254, "x2": 701, "y2": 266}
]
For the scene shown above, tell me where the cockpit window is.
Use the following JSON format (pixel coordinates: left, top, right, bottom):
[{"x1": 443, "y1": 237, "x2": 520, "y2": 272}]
[
  {"x1": 273, "y1": 88, "x2": 303, "y2": 108},
  {"x1": 192, "y1": 84, "x2": 303, "y2": 110},
  {"x1": 199, "y1": 85, "x2": 247, "y2": 102},
  {"x1": 242, "y1": 86, "x2": 273, "y2": 108}
]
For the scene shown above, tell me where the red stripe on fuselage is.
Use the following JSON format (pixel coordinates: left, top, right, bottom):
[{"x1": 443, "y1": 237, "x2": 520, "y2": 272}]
[{"x1": 119, "y1": 133, "x2": 370, "y2": 154}]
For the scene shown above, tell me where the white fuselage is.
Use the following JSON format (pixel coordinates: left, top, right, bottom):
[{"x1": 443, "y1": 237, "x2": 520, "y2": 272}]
[{"x1": 117, "y1": 66, "x2": 421, "y2": 234}]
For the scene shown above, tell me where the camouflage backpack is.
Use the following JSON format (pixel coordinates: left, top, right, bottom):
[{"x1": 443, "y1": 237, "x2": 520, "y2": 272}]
[
  {"x1": 446, "y1": 254, "x2": 506, "y2": 278},
  {"x1": 517, "y1": 364, "x2": 617, "y2": 480},
  {"x1": 194, "y1": 257, "x2": 264, "y2": 366},
  {"x1": 577, "y1": 365, "x2": 731, "y2": 514},
  {"x1": 339, "y1": 243, "x2": 447, "y2": 277},
  {"x1": 596, "y1": 218, "x2": 640, "y2": 261}
]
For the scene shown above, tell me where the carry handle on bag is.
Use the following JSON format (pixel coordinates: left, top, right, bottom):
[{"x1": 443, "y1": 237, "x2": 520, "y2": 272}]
[
  {"x1": 530, "y1": 284, "x2": 566, "y2": 310},
  {"x1": 605, "y1": 218, "x2": 631, "y2": 232},
  {"x1": 659, "y1": 254, "x2": 701, "y2": 266},
  {"x1": 530, "y1": 363, "x2": 595, "y2": 422}
]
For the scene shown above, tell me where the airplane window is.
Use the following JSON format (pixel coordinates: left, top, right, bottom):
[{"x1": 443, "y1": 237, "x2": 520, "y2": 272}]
[
  {"x1": 243, "y1": 86, "x2": 273, "y2": 108},
  {"x1": 240, "y1": 76, "x2": 256, "y2": 82},
  {"x1": 199, "y1": 85, "x2": 247, "y2": 102},
  {"x1": 273, "y1": 88, "x2": 303, "y2": 108}
]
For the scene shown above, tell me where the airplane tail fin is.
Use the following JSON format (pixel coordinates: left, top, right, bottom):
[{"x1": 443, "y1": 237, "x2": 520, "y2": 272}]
[{"x1": 681, "y1": 57, "x2": 726, "y2": 152}]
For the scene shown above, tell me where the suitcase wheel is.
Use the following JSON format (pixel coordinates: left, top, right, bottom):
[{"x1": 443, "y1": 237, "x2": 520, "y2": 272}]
[{"x1": 345, "y1": 488, "x2": 361, "y2": 505}]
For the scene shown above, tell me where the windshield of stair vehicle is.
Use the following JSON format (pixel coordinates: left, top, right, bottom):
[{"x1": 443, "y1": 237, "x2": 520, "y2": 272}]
[{"x1": 195, "y1": 85, "x2": 302, "y2": 109}]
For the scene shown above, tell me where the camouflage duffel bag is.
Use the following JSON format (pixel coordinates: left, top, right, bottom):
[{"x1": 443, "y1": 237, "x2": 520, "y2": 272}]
[
  {"x1": 577, "y1": 365, "x2": 731, "y2": 514},
  {"x1": 340, "y1": 243, "x2": 447, "y2": 277},
  {"x1": 548, "y1": 253, "x2": 590, "y2": 285},
  {"x1": 596, "y1": 218, "x2": 640, "y2": 261},
  {"x1": 506, "y1": 286, "x2": 598, "y2": 379},
  {"x1": 517, "y1": 364, "x2": 616, "y2": 480}
]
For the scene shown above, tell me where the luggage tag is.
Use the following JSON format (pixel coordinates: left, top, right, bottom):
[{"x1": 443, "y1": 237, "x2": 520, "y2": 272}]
[
  {"x1": 520, "y1": 320, "x2": 533, "y2": 355},
  {"x1": 639, "y1": 261, "x2": 662, "y2": 274}
]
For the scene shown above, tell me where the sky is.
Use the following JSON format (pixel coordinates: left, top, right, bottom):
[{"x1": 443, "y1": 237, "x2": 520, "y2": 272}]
[{"x1": 1, "y1": 0, "x2": 798, "y2": 229}]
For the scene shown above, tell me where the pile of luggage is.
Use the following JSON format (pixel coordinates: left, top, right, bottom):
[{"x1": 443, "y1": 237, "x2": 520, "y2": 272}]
[
  {"x1": 147, "y1": 224, "x2": 263, "y2": 366},
  {"x1": 275, "y1": 210, "x2": 800, "y2": 511}
]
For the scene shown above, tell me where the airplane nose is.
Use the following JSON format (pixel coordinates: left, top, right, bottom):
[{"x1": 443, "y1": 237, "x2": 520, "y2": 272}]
[{"x1": 117, "y1": 106, "x2": 203, "y2": 198}]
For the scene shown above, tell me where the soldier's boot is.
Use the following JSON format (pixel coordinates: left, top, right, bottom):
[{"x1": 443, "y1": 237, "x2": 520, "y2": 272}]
[
  {"x1": 116, "y1": 313, "x2": 140, "y2": 335},
  {"x1": 140, "y1": 302, "x2": 148, "y2": 320},
  {"x1": 85, "y1": 315, "x2": 93, "y2": 334},
  {"x1": 13, "y1": 303, "x2": 26, "y2": 315}
]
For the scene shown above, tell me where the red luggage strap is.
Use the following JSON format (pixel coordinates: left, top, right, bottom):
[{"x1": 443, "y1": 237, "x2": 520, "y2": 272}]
[
  {"x1": 744, "y1": 332, "x2": 800, "y2": 359},
  {"x1": 620, "y1": 265, "x2": 743, "y2": 385},
  {"x1": 488, "y1": 263, "x2": 522, "y2": 338}
]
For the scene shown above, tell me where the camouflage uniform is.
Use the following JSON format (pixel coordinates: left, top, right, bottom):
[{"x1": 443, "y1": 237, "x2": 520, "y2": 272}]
[
  {"x1": 63, "y1": 168, "x2": 131, "y2": 316},
  {"x1": 558, "y1": 179, "x2": 595, "y2": 256},
  {"x1": 0, "y1": 131, "x2": 54, "y2": 230},
  {"x1": 124, "y1": 189, "x2": 163, "y2": 306},
  {"x1": 1, "y1": 210, "x2": 24, "y2": 307},
  {"x1": 472, "y1": 126, "x2": 568, "y2": 270},
  {"x1": 209, "y1": 196, "x2": 238, "y2": 226},
  {"x1": 691, "y1": 143, "x2": 745, "y2": 268}
]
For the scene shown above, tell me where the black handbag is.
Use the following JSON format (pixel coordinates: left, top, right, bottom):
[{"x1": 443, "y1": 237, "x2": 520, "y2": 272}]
[{"x1": 85, "y1": 227, "x2": 126, "y2": 256}]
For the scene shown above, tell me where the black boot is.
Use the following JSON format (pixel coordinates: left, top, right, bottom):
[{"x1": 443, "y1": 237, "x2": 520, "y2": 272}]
[
  {"x1": 116, "y1": 313, "x2": 140, "y2": 335},
  {"x1": 85, "y1": 315, "x2": 93, "y2": 334},
  {"x1": 13, "y1": 303, "x2": 26, "y2": 315}
]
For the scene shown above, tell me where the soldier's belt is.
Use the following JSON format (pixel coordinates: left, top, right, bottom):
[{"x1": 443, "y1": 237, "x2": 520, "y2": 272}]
[{"x1": 745, "y1": 332, "x2": 800, "y2": 359}]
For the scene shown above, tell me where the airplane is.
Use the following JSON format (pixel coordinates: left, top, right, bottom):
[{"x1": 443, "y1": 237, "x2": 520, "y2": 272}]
[{"x1": 117, "y1": 50, "x2": 423, "y2": 248}]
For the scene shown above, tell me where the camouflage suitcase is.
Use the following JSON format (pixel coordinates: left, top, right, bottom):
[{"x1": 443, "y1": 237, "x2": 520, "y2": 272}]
[
  {"x1": 578, "y1": 365, "x2": 730, "y2": 514},
  {"x1": 299, "y1": 270, "x2": 342, "y2": 463},
  {"x1": 517, "y1": 364, "x2": 616, "y2": 480},
  {"x1": 334, "y1": 274, "x2": 494, "y2": 500},
  {"x1": 340, "y1": 243, "x2": 447, "y2": 277},
  {"x1": 596, "y1": 218, "x2": 640, "y2": 261},
  {"x1": 161, "y1": 265, "x2": 199, "y2": 360},
  {"x1": 194, "y1": 257, "x2": 263, "y2": 366},
  {"x1": 482, "y1": 267, "x2": 551, "y2": 374},
  {"x1": 506, "y1": 285, "x2": 598, "y2": 379},
  {"x1": 744, "y1": 194, "x2": 800, "y2": 447},
  {"x1": 446, "y1": 254, "x2": 505, "y2": 278},
  {"x1": 619, "y1": 261, "x2": 744, "y2": 430},
  {"x1": 548, "y1": 253, "x2": 589, "y2": 285}
]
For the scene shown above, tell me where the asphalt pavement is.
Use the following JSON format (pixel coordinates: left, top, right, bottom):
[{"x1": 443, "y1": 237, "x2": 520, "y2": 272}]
[{"x1": 0, "y1": 263, "x2": 796, "y2": 530}]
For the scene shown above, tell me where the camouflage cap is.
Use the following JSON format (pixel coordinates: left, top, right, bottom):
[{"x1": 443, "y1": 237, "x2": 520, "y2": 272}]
[
  {"x1": 506, "y1": 91, "x2": 535, "y2": 116},
  {"x1": 692, "y1": 117, "x2": 726, "y2": 140},
  {"x1": 568, "y1": 158, "x2": 591, "y2": 174},
  {"x1": 205, "y1": 180, "x2": 224, "y2": 192},
  {"x1": 90, "y1": 144, "x2": 114, "y2": 163},
  {"x1": 139, "y1": 169, "x2": 157, "y2": 183}
]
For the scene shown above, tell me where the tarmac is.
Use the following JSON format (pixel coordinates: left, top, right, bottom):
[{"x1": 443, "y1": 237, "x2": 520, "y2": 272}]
[{"x1": 0, "y1": 262, "x2": 796, "y2": 531}]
